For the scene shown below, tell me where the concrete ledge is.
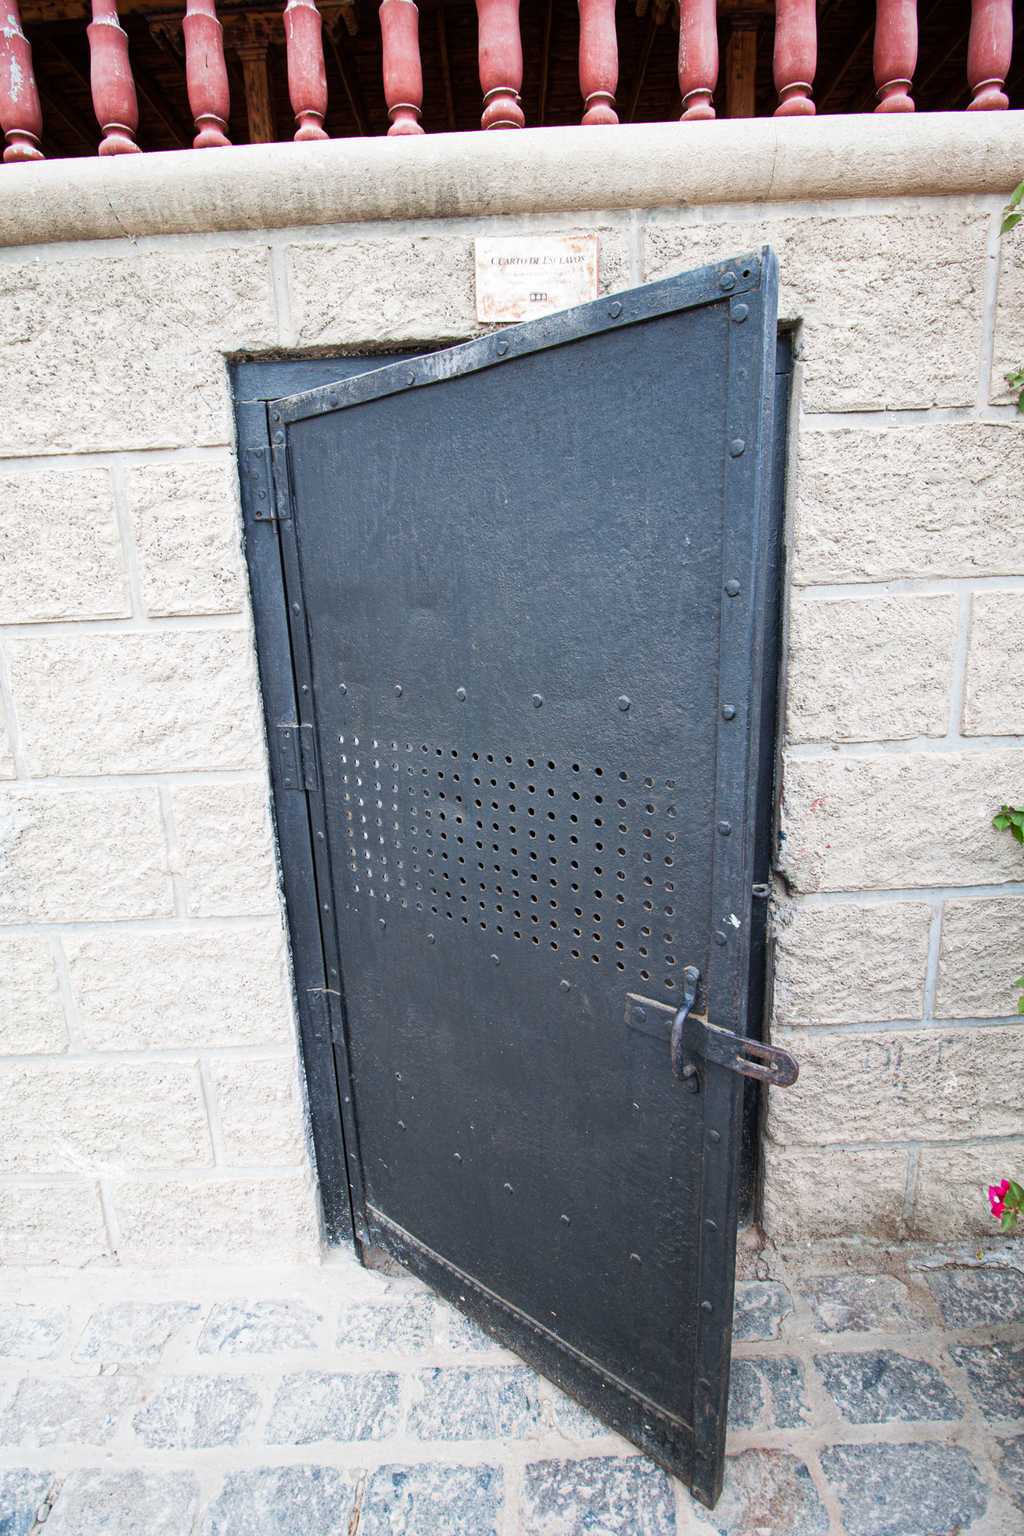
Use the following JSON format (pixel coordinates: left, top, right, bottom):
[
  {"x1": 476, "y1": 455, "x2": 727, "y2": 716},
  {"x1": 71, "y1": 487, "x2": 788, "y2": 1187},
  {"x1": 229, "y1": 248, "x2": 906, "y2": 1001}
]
[{"x1": 1, "y1": 112, "x2": 1022, "y2": 248}]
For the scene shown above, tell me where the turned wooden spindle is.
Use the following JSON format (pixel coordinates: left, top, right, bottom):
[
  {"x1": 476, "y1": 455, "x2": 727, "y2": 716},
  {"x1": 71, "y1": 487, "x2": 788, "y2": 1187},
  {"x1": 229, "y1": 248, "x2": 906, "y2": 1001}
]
[
  {"x1": 874, "y1": 0, "x2": 917, "y2": 111},
  {"x1": 87, "y1": 0, "x2": 140, "y2": 154},
  {"x1": 0, "y1": 0, "x2": 43, "y2": 161},
  {"x1": 182, "y1": 0, "x2": 231, "y2": 148},
  {"x1": 578, "y1": 0, "x2": 618, "y2": 125},
  {"x1": 476, "y1": 0, "x2": 524, "y2": 129},
  {"x1": 773, "y1": 0, "x2": 816, "y2": 115},
  {"x1": 967, "y1": 0, "x2": 1012, "y2": 110},
  {"x1": 284, "y1": 0, "x2": 328, "y2": 140},
  {"x1": 678, "y1": 0, "x2": 718, "y2": 121},
  {"x1": 379, "y1": 0, "x2": 423, "y2": 134}
]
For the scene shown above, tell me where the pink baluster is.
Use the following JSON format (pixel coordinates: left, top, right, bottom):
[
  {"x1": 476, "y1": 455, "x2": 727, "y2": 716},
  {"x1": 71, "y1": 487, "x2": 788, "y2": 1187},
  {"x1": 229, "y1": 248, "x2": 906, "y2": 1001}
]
[
  {"x1": 87, "y1": 0, "x2": 140, "y2": 154},
  {"x1": 379, "y1": 0, "x2": 423, "y2": 135},
  {"x1": 874, "y1": 0, "x2": 917, "y2": 111},
  {"x1": 476, "y1": 0, "x2": 524, "y2": 129},
  {"x1": 967, "y1": 0, "x2": 1011, "y2": 110},
  {"x1": 182, "y1": 0, "x2": 231, "y2": 148},
  {"x1": 578, "y1": 0, "x2": 618, "y2": 125},
  {"x1": 678, "y1": 0, "x2": 718, "y2": 121},
  {"x1": 773, "y1": 0, "x2": 816, "y2": 115},
  {"x1": 284, "y1": 0, "x2": 328, "y2": 140},
  {"x1": 0, "y1": 0, "x2": 43, "y2": 161}
]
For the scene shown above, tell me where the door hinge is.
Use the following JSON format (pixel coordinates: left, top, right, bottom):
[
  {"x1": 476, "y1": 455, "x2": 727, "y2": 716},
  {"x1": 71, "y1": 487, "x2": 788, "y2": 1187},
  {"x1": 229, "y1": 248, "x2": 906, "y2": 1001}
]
[
  {"x1": 240, "y1": 445, "x2": 286, "y2": 522},
  {"x1": 270, "y1": 435, "x2": 293, "y2": 521},
  {"x1": 276, "y1": 722, "x2": 319, "y2": 791}
]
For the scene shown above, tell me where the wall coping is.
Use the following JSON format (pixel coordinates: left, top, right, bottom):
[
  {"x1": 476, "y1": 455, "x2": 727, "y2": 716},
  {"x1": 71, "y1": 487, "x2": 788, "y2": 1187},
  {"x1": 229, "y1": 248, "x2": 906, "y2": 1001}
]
[{"x1": 1, "y1": 112, "x2": 1022, "y2": 249}]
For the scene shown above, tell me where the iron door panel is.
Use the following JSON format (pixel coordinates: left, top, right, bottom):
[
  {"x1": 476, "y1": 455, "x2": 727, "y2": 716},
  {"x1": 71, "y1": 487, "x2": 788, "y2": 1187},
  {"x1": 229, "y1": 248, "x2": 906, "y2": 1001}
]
[{"x1": 271, "y1": 251, "x2": 779, "y2": 1505}]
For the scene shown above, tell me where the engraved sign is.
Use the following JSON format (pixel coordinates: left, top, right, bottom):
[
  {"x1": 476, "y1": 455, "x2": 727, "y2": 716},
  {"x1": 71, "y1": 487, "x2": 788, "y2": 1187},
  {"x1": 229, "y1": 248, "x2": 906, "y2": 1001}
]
[{"x1": 475, "y1": 235, "x2": 600, "y2": 323}]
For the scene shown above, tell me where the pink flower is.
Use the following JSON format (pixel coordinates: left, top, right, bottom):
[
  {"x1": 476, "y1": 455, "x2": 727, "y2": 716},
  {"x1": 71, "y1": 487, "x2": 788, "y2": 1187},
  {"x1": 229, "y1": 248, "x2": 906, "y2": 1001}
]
[{"x1": 988, "y1": 1179, "x2": 1011, "y2": 1217}]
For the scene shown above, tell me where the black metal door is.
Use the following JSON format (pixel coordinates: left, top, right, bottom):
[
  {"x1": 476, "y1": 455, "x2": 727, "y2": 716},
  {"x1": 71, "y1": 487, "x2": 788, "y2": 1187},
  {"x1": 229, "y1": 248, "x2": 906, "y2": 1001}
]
[{"x1": 248, "y1": 250, "x2": 793, "y2": 1507}]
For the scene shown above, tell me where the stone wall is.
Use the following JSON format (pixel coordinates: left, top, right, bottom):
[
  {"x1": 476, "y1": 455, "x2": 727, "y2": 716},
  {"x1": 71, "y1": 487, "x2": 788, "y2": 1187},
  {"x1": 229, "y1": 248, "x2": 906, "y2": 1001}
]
[{"x1": 0, "y1": 117, "x2": 1021, "y2": 1262}]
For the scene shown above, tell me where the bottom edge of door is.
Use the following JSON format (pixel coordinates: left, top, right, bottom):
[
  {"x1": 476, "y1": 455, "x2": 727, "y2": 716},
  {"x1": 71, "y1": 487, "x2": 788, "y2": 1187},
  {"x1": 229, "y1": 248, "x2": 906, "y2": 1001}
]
[{"x1": 363, "y1": 1206, "x2": 712, "y2": 1501}]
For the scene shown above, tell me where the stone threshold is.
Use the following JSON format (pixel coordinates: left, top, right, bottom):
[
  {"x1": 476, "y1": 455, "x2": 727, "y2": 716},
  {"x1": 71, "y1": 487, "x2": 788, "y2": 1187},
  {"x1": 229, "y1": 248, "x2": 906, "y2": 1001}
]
[{"x1": 0, "y1": 112, "x2": 1022, "y2": 251}]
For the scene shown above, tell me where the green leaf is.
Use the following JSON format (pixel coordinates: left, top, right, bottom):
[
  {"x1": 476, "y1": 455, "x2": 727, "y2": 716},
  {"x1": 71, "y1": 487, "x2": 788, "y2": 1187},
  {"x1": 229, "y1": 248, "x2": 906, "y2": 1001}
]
[
  {"x1": 1009, "y1": 179, "x2": 1024, "y2": 209},
  {"x1": 1008, "y1": 1179, "x2": 1024, "y2": 1203},
  {"x1": 994, "y1": 814, "x2": 1011, "y2": 830},
  {"x1": 1014, "y1": 824, "x2": 1024, "y2": 844},
  {"x1": 1002, "y1": 212, "x2": 1023, "y2": 235},
  {"x1": 1017, "y1": 995, "x2": 1024, "y2": 1014},
  {"x1": 1001, "y1": 1210, "x2": 1019, "y2": 1232}
]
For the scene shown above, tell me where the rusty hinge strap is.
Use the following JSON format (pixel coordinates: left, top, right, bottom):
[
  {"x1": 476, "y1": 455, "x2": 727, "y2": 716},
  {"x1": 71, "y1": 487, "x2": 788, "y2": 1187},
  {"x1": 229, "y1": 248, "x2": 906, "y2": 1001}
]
[
  {"x1": 276, "y1": 722, "x2": 319, "y2": 792},
  {"x1": 270, "y1": 435, "x2": 293, "y2": 521},
  {"x1": 240, "y1": 445, "x2": 279, "y2": 521}
]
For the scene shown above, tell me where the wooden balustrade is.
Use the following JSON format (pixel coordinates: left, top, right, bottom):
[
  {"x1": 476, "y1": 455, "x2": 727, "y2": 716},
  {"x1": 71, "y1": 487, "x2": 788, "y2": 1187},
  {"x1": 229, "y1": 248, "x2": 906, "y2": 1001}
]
[
  {"x1": 773, "y1": 0, "x2": 816, "y2": 115},
  {"x1": 87, "y1": 0, "x2": 140, "y2": 153},
  {"x1": 0, "y1": 0, "x2": 1017, "y2": 168},
  {"x1": 967, "y1": 0, "x2": 1012, "y2": 110},
  {"x1": 874, "y1": 0, "x2": 917, "y2": 112},
  {"x1": 578, "y1": 0, "x2": 618, "y2": 125},
  {"x1": 379, "y1": 0, "x2": 423, "y2": 134},
  {"x1": 0, "y1": 0, "x2": 44, "y2": 161},
  {"x1": 476, "y1": 0, "x2": 524, "y2": 129},
  {"x1": 678, "y1": 0, "x2": 718, "y2": 121},
  {"x1": 182, "y1": 0, "x2": 231, "y2": 147},
  {"x1": 284, "y1": 0, "x2": 328, "y2": 140}
]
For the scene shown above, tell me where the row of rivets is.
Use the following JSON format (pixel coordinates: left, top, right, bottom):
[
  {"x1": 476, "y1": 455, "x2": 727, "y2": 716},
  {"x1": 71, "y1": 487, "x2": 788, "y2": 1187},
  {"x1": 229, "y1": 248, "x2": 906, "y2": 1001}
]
[{"x1": 338, "y1": 684, "x2": 648, "y2": 713}]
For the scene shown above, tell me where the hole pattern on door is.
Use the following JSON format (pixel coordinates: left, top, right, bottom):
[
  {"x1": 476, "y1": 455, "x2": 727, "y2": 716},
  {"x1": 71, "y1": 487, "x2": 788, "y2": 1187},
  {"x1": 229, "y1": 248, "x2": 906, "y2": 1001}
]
[{"x1": 339, "y1": 737, "x2": 684, "y2": 991}]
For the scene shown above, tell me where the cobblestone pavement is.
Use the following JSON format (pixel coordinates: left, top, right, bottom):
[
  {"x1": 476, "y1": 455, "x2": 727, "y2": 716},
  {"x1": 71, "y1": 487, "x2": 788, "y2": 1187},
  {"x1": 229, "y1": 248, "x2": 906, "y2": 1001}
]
[{"x1": 0, "y1": 1240, "x2": 1021, "y2": 1535}]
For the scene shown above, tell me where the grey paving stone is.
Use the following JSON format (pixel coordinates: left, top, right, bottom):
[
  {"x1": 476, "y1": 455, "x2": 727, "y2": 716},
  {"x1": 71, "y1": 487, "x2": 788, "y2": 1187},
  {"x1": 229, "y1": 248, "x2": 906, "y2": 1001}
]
[
  {"x1": 521, "y1": 1455, "x2": 675, "y2": 1535},
  {"x1": 926, "y1": 1266, "x2": 1024, "y2": 1328},
  {"x1": 0, "y1": 1468, "x2": 54, "y2": 1536},
  {"x1": 727, "y1": 1357, "x2": 810, "y2": 1430},
  {"x1": 798, "y1": 1273, "x2": 928, "y2": 1335},
  {"x1": 0, "y1": 1375, "x2": 136, "y2": 1448},
  {"x1": 950, "y1": 1341, "x2": 1024, "y2": 1421},
  {"x1": 266, "y1": 1371, "x2": 400, "y2": 1444},
  {"x1": 0, "y1": 1307, "x2": 67, "y2": 1361},
  {"x1": 408, "y1": 1366, "x2": 542, "y2": 1440},
  {"x1": 133, "y1": 1373, "x2": 261, "y2": 1449},
  {"x1": 362, "y1": 1463, "x2": 504, "y2": 1535},
  {"x1": 45, "y1": 1469, "x2": 199, "y2": 1536},
  {"x1": 711, "y1": 1450, "x2": 828, "y2": 1536},
  {"x1": 998, "y1": 1434, "x2": 1024, "y2": 1513},
  {"x1": 336, "y1": 1299, "x2": 433, "y2": 1354},
  {"x1": 199, "y1": 1299, "x2": 321, "y2": 1356},
  {"x1": 442, "y1": 1306, "x2": 507, "y2": 1353},
  {"x1": 815, "y1": 1349, "x2": 963, "y2": 1424},
  {"x1": 201, "y1": 1466, "x2": 359, "y2": 1535},
  {"x1": 549, "y1": 1386, "x2": 607, "y2": 1439},
  {"x1": 820, "y1": 1442, "x2": 988, "y2": 1536},
  {"x1": 731, "y1": 1280, "x2": 793, "y2": 1342},
  {"x1": 74, "y1": 1301, "x2": 200, "y2": 1364}
]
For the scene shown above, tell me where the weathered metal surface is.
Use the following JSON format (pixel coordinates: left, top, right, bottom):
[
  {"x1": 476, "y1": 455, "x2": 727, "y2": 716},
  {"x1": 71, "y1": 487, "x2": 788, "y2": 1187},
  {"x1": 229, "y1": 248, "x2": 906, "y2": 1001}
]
[
  {"x1": 245, "y1": 254, "x2": 783, "y2": 1508},
  {"x1": 474, "y1": 234, "x2": 599, "y2": 322}
]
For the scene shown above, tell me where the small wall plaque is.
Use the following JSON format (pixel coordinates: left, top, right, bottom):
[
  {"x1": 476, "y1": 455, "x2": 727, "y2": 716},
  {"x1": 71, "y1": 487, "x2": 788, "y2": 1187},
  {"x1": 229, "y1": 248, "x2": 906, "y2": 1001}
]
[{"x1": 474, "y1": 235, "x2": 600, "y2": 323}]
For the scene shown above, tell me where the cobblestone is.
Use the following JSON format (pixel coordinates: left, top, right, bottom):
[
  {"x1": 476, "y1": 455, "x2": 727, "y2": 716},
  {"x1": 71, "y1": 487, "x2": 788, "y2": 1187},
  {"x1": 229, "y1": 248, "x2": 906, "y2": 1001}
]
[
  {"x1": 0, "y1": 1467, "x2": 53, "y2": 1536},
  {"x1": 266, "y1": 1370, "x2": 400, "y2": 1443},
  {"x1": 0, "y1": 1247, "x2": 1019, "y2": 1534},
  {"x1": 336, "y1": 1299, "x2": 434, "y2": 1354},
  {"x1": 797, "y1": 1273, "x2": 928, "y2": 1335},
  {"x1": 75, "y1": 1301, "x2": 200, "y2": 1364},
  {"x1": 199, "y1": 1299, "x2": 322, "y2": 1356},
  {"x1": 819, "y1": 1442, "x2": 989, "y2": 1536},
  {"x1": 408, "y1": 1366, "x2": 543, "y2": 1440},
  {"x1": 133, "y1": 1374, "x2": 261, "y2": 1449},
  {"x1": 363, "y1": 1463, "x2": 504, "y2": 1535},
  {"x1": 949, "y1": 1341, "x2": 1024, "y2": 1421},
  {"x1": 521, "y1": 1455, "x2": 675, "y2": 1535},
  {"x1": 732, "y1": 1280, "x2": 793, "y2": 1342},
  {"x1": 201, "y1": 1465, "x2": 358, "y2": 1534},
  {"x1": 815, "y1": 1349, "x2": 963, "y2": 1424},
  {"x1": 0, "y1": 1306, "x2": 66, "y2": 1360},
  {"x1": 925, "y1": 1265, "x2": 1024, "y2": 1327},
  {"x1": 727, "y1": 1357, "x2": 810, "y2": 1430}
]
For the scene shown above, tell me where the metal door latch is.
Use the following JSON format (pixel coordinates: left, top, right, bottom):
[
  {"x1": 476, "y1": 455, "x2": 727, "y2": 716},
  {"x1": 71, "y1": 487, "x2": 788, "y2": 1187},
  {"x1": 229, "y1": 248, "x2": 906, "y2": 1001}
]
[{"x1": 671, "y1": 965, "x2": 798, "y2": 1091}]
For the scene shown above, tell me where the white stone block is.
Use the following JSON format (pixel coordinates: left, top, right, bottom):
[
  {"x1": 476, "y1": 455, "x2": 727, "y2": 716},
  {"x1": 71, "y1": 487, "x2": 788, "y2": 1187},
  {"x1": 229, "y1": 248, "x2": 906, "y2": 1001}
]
[
  {"x1": 0, "y1": 936, "x2": 67, "y2": 1054},
  {"x1": 0, "y1": 468, "x2": 128, "y2": 623},
  {"x1": 126, "y1": 460, "x2": 245, "y2": 618}
]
